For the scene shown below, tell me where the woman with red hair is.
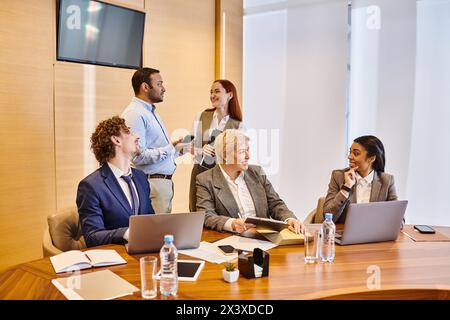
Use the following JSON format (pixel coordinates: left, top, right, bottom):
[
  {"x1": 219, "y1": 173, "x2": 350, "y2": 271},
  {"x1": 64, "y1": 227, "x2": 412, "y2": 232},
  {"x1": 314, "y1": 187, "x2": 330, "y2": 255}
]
[{"x1": 189, "y1": 79, "x2": 245, "y2": 211}]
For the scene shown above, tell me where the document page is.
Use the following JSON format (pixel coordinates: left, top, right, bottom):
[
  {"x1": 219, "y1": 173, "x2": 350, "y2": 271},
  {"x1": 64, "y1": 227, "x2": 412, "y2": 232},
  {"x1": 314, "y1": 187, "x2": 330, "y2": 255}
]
[
  {"x1": 50, "y1": 250, "x2": 92, "y2": 273},
  {"x1": 52, "y1": 269, "x2": 139, "y2": 300},
  {"x1": 213, "y1": 235, "x2": 277, "y2": 252},
  {"x1": 85, "y1": 249, "x2": 127, "y2": 267},
  {"x1": 179, "y1": 241, "x2": 236, "y2": 264}
]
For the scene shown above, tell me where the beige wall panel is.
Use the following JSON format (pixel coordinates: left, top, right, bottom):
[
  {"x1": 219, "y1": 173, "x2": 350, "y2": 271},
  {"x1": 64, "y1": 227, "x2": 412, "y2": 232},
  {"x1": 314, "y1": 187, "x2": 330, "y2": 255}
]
[
  {"x1": 0, "y1": 0, "x2": 55, "y2": 272},
  {"x1": 109, "y1": 0, "x2": 145, "y2": 10},
  {"x1": 0, "y1": 0, "x2": 223, "y2": 272},
  {"x1": 144, "y1": 0, "x2": 216, "y2": 212},
  {"x1": 54, "y1": 0, "x2": 143, "y2": 211},
  {"x1": 54, "y1": 63, "x2": 136, "y2": 211},
  {"x1": 216, "y1": 0, "x2": 243, "y2": 102}
]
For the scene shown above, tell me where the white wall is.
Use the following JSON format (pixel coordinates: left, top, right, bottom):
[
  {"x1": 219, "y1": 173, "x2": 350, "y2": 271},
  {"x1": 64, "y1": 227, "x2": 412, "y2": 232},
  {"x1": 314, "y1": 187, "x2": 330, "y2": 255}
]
[
  {"x1": 406, "y1": 0, "x2": 450, "y2": 226},
  {"x1": 243, "y1": 8, "x2": 287, "y2": 187},
  {"x1": 349, "y1": 0, "x2": 417, "y2": 202},
  {"x1": 244, "y1": 0, "x2": 348, "y2": 219},
  {"x1": 349, "y1": 0, "x2": 450, "y2": 226},
  {"x1": 245, "y1": 0, "x2": 450, "y2": 226}
]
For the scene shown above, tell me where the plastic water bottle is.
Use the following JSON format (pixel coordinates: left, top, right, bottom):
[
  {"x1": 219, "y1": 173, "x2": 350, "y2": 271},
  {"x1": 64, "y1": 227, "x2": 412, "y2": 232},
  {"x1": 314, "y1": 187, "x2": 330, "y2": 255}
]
[
  {"x1": 159, "y1": 234, "x2": 178, "y2": 297},
  {"x1": 320, "y1": 213, "x2": 336, "y2": 262}
]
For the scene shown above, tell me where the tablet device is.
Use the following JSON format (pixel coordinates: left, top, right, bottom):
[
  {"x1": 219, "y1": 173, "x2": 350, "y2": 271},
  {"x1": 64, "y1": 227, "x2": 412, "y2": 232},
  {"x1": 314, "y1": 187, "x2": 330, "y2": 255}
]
[
  {"x1": 245, "y1": 216, "x2": 288, "y2": 232},
  {"x1": 156, "y1": 260, "x2": 205, "y2": 281}
]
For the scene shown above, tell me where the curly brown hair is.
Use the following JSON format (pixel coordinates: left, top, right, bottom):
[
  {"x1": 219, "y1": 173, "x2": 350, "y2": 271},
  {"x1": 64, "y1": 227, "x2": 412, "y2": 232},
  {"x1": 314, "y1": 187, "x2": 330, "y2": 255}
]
[{"x1": 90, "y1": 116, "x2": 130, "y2": 164}]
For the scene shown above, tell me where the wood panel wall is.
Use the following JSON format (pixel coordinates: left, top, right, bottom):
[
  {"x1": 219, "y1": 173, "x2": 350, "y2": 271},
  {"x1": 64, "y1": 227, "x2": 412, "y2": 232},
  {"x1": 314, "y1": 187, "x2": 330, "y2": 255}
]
[
  {"x1": 55, "y1": 0, "x2": 145, "y2": 212},
  {"x1": 215, "y1": 0, "x2": 243, "y2": 101},
  {"x1": 54, "y1": 63, "x2": 135, "y2": 211},
  {"x1": 144, "y1": 0, "x2": 216, "y2": 213},
  {"x1": 0, "y1": 0, "x2": 55, "y2": 271},
  {"x1": 111, "y1": 0, "x2": 145, "y2": 10},
  {"x1": 0, "y1": 0, "x2": 242, "y2": 272}
]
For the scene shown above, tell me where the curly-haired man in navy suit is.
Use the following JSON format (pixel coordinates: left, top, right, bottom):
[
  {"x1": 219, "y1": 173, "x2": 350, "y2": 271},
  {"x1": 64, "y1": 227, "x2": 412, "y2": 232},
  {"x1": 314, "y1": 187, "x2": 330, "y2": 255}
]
[{"x1": 77, "y1": 116, "x2": 155, "y2": 247}]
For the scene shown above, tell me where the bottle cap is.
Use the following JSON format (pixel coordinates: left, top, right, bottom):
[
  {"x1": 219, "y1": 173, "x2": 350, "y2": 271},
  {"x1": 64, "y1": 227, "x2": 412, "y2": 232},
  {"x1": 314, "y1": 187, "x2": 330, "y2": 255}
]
[
  {"x1": 325, "y1": 213, "x2": 333, "y2": 220},
  {"x1": 164, "y1": 234, "x2": 174, "y2": 243}
]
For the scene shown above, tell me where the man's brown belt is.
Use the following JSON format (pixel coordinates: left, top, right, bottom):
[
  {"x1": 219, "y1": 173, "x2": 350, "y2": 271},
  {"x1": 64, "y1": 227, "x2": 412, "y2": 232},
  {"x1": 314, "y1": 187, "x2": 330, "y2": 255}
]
[{"x1": 147, "y1": 174, "x2": 173, "y2": 180}]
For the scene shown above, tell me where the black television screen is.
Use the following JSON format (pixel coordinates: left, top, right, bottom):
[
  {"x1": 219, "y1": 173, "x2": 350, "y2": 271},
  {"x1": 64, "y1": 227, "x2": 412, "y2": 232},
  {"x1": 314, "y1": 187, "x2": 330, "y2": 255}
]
[{"x1": 57, "y1": 0, "x2": 145, "y2": 69}]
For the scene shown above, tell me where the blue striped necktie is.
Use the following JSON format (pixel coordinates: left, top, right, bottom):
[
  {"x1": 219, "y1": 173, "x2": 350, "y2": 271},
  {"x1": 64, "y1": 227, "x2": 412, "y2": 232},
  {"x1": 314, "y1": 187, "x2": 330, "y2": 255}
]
[{"x1": 121, "y1": 175, "x2": 139, "y2": 215}]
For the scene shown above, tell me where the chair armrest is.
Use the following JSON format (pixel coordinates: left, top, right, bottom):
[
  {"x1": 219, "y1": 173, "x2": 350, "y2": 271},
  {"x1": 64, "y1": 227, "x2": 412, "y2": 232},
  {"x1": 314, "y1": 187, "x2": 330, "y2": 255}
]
[
  {"x1": 42, "y1": 226, "x2": 62, "y2": 257},
  {"x1": 303, "y1": 208, "x2": 317, "y2": 224}
]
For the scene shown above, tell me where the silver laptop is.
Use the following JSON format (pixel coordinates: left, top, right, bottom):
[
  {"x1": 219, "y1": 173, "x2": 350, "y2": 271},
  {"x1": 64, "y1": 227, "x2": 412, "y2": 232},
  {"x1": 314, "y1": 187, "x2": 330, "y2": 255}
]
[
  {"x1": 335, "y1": 200, "x2": 408, "y2": 245},
  {"x1": 125, "y1": 211, "x2": 205, "y2": 254}
]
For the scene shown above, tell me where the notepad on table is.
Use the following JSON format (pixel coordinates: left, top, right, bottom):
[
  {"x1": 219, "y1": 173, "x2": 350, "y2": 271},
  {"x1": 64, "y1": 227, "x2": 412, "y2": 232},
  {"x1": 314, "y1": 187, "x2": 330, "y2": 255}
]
[
  {"x1": 50, "y1": 249, "x2": 127, "y2": 273},
  {"x1": 257, "y1": 228, "x2": 306, "y2": 245},
  {"x1": 52, "y1": 269, "x2": 139, "y2": 300}
]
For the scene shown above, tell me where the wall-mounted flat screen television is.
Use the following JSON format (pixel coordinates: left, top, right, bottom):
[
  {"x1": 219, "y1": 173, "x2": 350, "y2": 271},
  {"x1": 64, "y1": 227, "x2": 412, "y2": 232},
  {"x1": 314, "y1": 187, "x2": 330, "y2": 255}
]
[{"x1": 57, "y1": 0, "x2": 145, "y2": 69}]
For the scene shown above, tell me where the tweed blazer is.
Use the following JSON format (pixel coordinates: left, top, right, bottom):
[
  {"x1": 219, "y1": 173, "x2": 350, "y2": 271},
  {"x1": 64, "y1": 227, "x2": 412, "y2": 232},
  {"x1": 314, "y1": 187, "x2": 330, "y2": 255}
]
[{"x1": 196, "y1": 165, "x2": 296, "y2": 232}]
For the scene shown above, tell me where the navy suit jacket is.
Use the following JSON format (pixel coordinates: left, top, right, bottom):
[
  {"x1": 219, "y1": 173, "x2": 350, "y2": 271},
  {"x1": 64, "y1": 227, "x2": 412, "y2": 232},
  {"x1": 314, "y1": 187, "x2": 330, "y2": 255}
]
[{"x1": 76, "y1": 164, "x2": 155, "y2": 247}]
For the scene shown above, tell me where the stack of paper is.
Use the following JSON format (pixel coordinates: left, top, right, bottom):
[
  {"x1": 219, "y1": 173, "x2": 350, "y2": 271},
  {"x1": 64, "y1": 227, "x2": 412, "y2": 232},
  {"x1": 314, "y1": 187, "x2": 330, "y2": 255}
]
[
  {"x1": 213, "y1": 235, "x2": 277, "y2": 252},
  {"x1": 257, "y1": 228, "x2": 306, "y2": 245},
  {"x1": 179, "y1": 242, "x2": 237, "y2": 264}
]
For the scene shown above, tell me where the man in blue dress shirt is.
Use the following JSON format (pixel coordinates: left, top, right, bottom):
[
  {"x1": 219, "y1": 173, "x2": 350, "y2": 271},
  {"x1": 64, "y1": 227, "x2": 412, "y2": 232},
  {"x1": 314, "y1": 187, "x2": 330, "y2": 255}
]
[{"x1": 122, "y1": 67, "x2": 189, "y2": 213}]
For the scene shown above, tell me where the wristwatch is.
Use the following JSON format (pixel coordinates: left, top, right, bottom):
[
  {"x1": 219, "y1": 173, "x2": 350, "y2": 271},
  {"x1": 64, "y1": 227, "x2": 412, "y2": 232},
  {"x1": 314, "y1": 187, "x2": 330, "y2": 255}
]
[{"x1": 341, "y1": 185, "x2": 351, "y2": 192}]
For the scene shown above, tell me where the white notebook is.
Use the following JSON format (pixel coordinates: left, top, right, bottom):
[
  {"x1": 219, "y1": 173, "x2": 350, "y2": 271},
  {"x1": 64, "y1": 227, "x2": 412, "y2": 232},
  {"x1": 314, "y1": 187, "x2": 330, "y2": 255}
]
[
  {"x1": 50, "y1": 249, "x2": 127, "y2": 273},
  {"x1": 52, "y1": 269, "x2": 139, "y2": 300}
]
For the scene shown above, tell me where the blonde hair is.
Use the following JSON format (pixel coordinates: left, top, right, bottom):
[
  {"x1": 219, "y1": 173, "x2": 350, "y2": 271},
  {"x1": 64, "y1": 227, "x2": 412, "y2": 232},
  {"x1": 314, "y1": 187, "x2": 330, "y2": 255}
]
[{"x1": 215, "y1": 129, "x2": 249, "y2": 164}]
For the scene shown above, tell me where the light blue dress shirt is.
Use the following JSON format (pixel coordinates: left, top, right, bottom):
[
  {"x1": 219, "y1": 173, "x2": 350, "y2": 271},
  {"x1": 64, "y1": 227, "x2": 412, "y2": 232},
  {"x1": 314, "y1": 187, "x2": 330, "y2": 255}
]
[{"x1": 121, "y1": 97, "x2": 177, "y2": 175}]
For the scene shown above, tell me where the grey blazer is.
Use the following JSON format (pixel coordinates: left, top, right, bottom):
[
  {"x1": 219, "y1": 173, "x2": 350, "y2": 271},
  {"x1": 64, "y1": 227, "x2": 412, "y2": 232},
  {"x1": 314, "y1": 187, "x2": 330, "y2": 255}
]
[
  {"x1": 323, "y1": 169, "x2": 398, "y2": 223},
  {"x1": 196, "y1": 165, "x2": 296, "y2": 232}
]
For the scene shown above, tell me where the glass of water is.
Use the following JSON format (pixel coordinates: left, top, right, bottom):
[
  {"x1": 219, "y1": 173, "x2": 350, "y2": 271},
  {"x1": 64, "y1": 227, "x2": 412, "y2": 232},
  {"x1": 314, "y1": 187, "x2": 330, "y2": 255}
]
[
  {"x1": 304, "y1": 224, "x2": 322, "y2": 264},
  {"x1": 140, "y1": 256, "x2": 158, "y2": 299}
]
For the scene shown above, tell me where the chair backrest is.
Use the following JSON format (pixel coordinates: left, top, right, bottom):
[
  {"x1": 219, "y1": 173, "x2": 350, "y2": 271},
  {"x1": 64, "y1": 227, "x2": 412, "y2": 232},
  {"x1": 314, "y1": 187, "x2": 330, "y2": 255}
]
[
  {"x1": 312, "y1": 197, "x2": 325, "y2": 223},
  {"x1": 304, "y1": 197, "x2": 326, "y2": 224},
  {"x1": 47, "y1": 208, "x2": 86, "y2": 252}
]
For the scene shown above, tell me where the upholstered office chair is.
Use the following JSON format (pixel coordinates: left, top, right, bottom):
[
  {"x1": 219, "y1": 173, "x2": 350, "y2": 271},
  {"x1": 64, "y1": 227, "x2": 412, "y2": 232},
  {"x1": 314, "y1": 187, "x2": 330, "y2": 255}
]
[
  {"x1": 303, "y1": 197, "x2": 326, "y2": 224},
  {"x1": 42, "y1": 207, "x2": 86, "y2": 257}
]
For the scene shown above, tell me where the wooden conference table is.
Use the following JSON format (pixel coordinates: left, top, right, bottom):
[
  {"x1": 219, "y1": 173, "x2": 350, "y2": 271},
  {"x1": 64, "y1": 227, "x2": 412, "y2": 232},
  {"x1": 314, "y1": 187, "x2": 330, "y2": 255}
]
[{"x1": 1, "y1": 227, "x2": 450, "y2": 300}]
